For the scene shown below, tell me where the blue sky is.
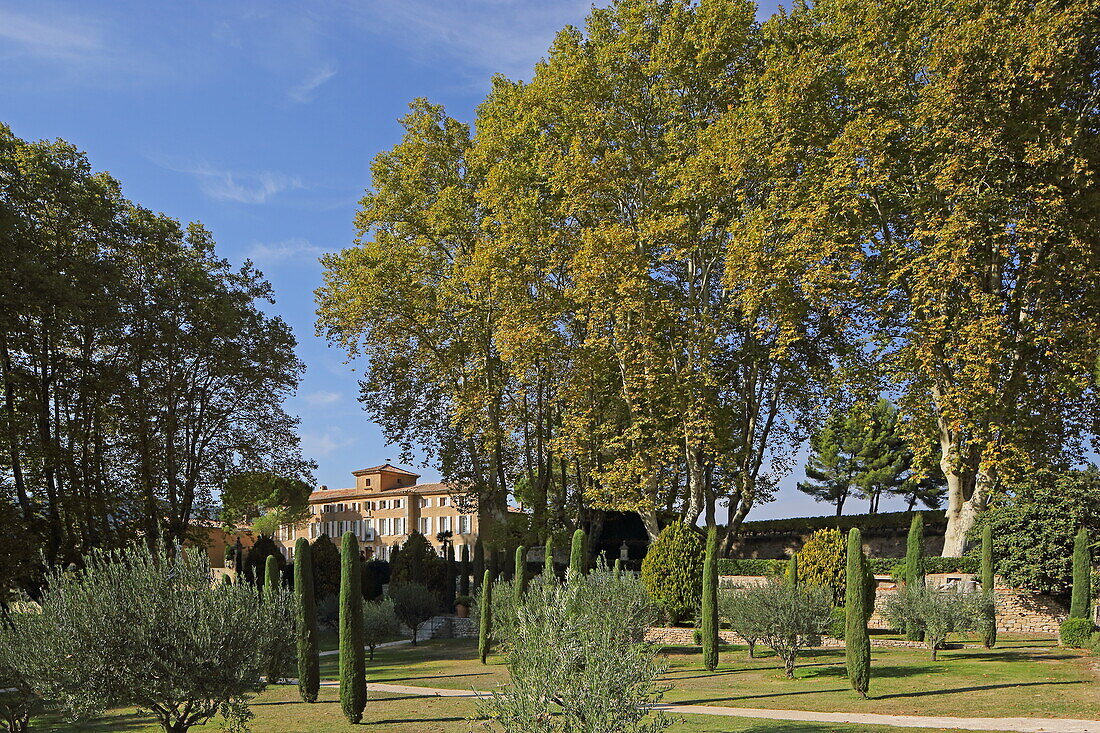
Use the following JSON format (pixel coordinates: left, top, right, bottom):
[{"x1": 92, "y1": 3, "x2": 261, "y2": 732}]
[{"x1": 0, "y1": 0, "x2": 900, "y2": 520}]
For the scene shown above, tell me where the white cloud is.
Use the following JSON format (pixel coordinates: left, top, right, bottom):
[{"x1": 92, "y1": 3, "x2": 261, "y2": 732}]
[
  {"x1": 303, "y1": 390, "x2": 341, "y2": 407},
  {"x1": 339, "y1": 0, "x2": 602, "y2": 82},
  {"x1": 288, "y1": 62, "x2": 337, "y2": 103},
  {"x1": 245, "y1": 237, "x2": 324, "y2": 265},
  {"x1": 300, "y1": 428, "x2": 355, "y2": 458},
  {"x1": 169, "y1": 163, "x2": 304, "y2": 204},
  {"x1": 0, "y1": 8, "x2": 103, "y2": 60}
]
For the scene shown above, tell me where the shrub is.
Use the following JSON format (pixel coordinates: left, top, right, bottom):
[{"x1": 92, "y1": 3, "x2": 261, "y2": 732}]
[
  {"x1": 478, "y1": 565, "x2": 667, "y2": 733},
  {"x1": 829, "y1": 606, "x2": 847, "y2": 639},
  {"x1": 884, "y1": 584, "x2": 980, "y2": 660},
  {"x1": 294, "y1": 538, "x2": 320, "y2": 704},
  {"x1": 0, "y1": 545, "x2": 288, "y2": 733},
  {"x1": 716, "y1": 558, "x2": 785, "y2": 576},
  {"x1": 443, "y1": 543, "x2": 457, "y2": 611},
  {"x1": 1060, "y1": 617, "x2": 1094, "y2": 648},
  {"x1": 514, "y1": 546, "x2": 527, "y2": 603},
  {"x1": 460, "y1": 543, "x2": 471, "y2": 596},
  {"x1": 751, "y1": 580, "x2": 833, "y2": 678},
  {"x1": 640, "y1": 522, "x2": 704, "y2": 625},
  {"x1": 362, "y1": 598, "x2": 401, "y2": 660},
  {"x1": 799, "y1": 529, "x2": 847, "y2": 604},
  {"x1": 339, "y1": 533, "x2": 366, "y2": 724},
  {"x1": 391, "y1": 582, "x2": 439, "y2": 644},
  {"x1": 737, "y1": 510, "x2": 946, "y2": 537},
  {"x1": 455, "y1": 594, "x2": 474, "y2": 608},
  {"x1": 479, "y1": 569, "x2": 493, "y2": 664},
  {"x1": 0, "y1": 656, "x2": 36, "y2": 733},
  {"x1": 311, "y1": 534, "x2": 341, "y2": 600},
  {"x1": 246, "y1": 535, "x2": 284, "y2": 586},
  {"x1": 316, "y1": 594, "x2": 339, "y2": 630}
]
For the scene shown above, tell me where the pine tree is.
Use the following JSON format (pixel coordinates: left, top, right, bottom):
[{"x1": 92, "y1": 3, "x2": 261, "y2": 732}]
[
  {"x1": 459, "y1": 543, "x2": 471, "y2": 596},
  {"x1": 1070, "y1": 527, "x2": 1092, "y2": 619},
  {"x1": 797, "y1": 412, "x2": 863, "y2": 515},
  {"x1": 904, "y1": 513, "x2": 925, "y2": 641},
  {"x1": 981, "y1": 525, "x2": 997, "y2": 648},
  {"x1": 701, "y1": 524, "x2": 719, "y2": 672},
  {"x1": 339, "y1": 533, "x2": 366, "y2": 723},
  {"x1": 569, "y1": 529, "x2": 586, "y2": 577},
  {"x1": 479, "y1": 569, "x2": 492, "y2": 664},
  {"x1": 853, "y1": 400, "x2": 908, "y2": 513},
  {"x1": 294, "y1": 538, "x2": 320, "y2": 703},
  {"x1": 786, "y1": 553, "x2": 799, "y2": 585},
  {"x1": 514, "y1": 546, "x2": 527, "y2": 604},
  {"x1": 845, "y1": 529, "x2": 871, "y2": 698}
]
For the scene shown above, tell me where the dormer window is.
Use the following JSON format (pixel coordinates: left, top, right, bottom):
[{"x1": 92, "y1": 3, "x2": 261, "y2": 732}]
[{"x1": 366, "y1": 478, "x2": 371, "y2": 486}]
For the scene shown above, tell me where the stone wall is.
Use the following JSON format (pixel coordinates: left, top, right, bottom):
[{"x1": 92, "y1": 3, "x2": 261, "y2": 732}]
[{"x1": 722, "y1": 574, "x2": 1066, "y2": 636}]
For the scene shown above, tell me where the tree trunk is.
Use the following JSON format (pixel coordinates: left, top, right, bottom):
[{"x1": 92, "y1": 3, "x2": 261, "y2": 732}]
[
  {"x1": 638, "y1": 508, "x2": 661, "y2": 543},
  {"x1": 942, "y1": 467, "x2": 995, "y2": 557}
]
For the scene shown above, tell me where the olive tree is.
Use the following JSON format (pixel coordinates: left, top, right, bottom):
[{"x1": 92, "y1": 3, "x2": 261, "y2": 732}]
[
  {"x1": 362, "y1": 598, "x2": 401, "y2": 660},
  {"x1": 718, "y1": 587, "x2": 769, "y2": 658},
  {"x1": 884, "y1": 584, "x2": 981, "y2": 660},
  {"x1": 0, "y1": 546, "x2": 291, "y2": 733},
  {"x1": 390, "y1": 583, "x2": 438, "y2": 645},
  {"x1": 479, "y1": 566, "x2": 668, "y2": 733},
  {"x1": 750, "y1": 580, "x2": 833, "y2": 678}
]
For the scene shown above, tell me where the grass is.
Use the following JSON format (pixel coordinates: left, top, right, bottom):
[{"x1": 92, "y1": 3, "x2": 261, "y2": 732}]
[{"x1": 30, "y1": 633, "x2": 1099, "y2": 731}]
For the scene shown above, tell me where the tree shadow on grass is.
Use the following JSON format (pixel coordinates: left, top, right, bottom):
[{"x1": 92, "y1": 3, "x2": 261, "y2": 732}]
[
  {"x1": 33, "y1": 711, "x2": 158, "y2": 732},
  {"x1": 874, "y1": 679, "x2": 1084, "y2": 700},
  {"x1": 959, "y1": 649, "x2": 1077, "y2": 663},
  {"x1": 367, "y1": 716, "x2": 471, "y2": 726}
]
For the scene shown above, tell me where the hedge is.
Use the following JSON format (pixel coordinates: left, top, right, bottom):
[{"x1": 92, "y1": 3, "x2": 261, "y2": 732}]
[
  {"x1": 735, "y1": 510, "x2": 947, "y2": 537},
  {"x1": 718, "y1": 556, "x2": 978, "y2": 577}
]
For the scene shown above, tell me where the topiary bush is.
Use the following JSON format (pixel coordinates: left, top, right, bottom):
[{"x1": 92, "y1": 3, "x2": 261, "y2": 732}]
[
  {"x1": 641, "y1": 522, "x2": 704, "y2": 625},
  {"x1": 1060, "y1": 617, "x2": 1094, "y2": 648},
  {"x1": 798, "y1": 529, "x2": 847, "y2": 604}
]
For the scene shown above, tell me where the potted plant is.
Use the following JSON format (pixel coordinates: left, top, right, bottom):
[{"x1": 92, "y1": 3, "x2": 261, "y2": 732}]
[{"x1": 454, "y1": 595, "x2": 473, "y2": 619}]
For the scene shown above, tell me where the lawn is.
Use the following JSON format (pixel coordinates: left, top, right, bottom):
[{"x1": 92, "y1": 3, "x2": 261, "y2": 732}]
[{"x1": 30, "y1": 633, "x2": 1099, "y2": 732}]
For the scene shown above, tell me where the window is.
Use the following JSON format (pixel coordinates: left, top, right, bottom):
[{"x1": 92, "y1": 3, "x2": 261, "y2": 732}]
[
  {"x1": 439, "y1": 516, "x2": 452, "y2": 533},
  {"x1": 394, "y1": 499, "x2": 404, "y2": 509},
  {"x1": 366, "y1": 478, "x2": 371, "y2": 486},
  {"x1": 458, "y1": 515, "x2": 470, "y2": 535},
  {"x1": 439, "y1": 496, "x2": 449, "y2": 507},
  {"x1": 393, "y1": 518, "x2": 405, "y2": 536},
  {"x1": 379, "y1": 518, "x2": 390, "y2": 536},
  {"x1": 380, "y1": 499, "x2": 389, "y2": 510},
  {"x1": 419, "y1": 497, "x2": 428, "y2": 508},
  {"x1": 364, "y1": 517, "x2": 374, "y2": 531}
]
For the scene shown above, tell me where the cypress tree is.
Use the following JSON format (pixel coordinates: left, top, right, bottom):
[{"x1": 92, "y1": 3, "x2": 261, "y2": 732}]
[
  {"x1": 487, "y1": 544, "x2": 498, "y2": 582},
  {"x1": 479, "y1": 569, "x2": 492, "y2": 664},
  {"x1": 845, "y1": 528, "x2": 871, "y2": 698},
  {"x1": 786, "y1": 553, "x2": 799, "y2": 585},
  {"x1": 981, "y1": 525, "x2": 997, "y2": 648},
  {"x1": 614, "y1": 558, "x2": 622, "y2": 576},
  {"x1": 569, "y1": 529, "x2": 586, "y2": 577},
  {"x1": 514, "y1": 546, "x2": 527, "y2": 604},
  {"x1": 459, "y1": 543, "x2": 471, "y2": 596},
  {"x1": 1070, "y1": 527, "x2": 1091, "y2": 619},
  {"x1": 701, "y1": 524, "x2": 719, "y2": 672},
  {"x1": 444, "y1": 543, "x2": 457, "y2": 611},
  {"x1": 904, "y1": 513, "x2": 925, "y2": 641},
  {"x1": 472, "y1": 540, "x2": 485, "y2": 591},
  {"x1": 544, "y1": 539, "x2": 553, "y2": 576},
  {"x1": 294, "y1": 538, "x2": 320, "y2": 703},
  {"x1": 339, "y1": 533, "x2": 366, "y2": 723},
  {"x1": 264, "y1": 555, "x2": 280, "y2": 597}
]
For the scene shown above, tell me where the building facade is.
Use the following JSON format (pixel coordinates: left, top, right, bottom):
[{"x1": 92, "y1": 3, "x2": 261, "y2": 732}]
[{"x1": 274, "y1": 463, "x2": 478, "y2": 561}]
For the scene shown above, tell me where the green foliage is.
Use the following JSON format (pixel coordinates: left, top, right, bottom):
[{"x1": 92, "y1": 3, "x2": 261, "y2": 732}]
[
  {"x1": 0, "y1": 545, "x2": 289, "y2": 733},
  {"x1": 786, "y1": 554, "x2": 798, "y2": 585},
  {"x1": 569, "y1": 529, "x2": 586, "y2": 577},
  {"x1": 362, "y1": 598, "x2": 401, "y2": 660},
  {"x1": 640, "y1": 522, "x2": 704, "y2": 625},
  {"x1": 479, "y1": 569, "x2": 492, "y2": 664},
  {"x1": 981, "y1": 526, "x2": 997, "y2": 648},
  {"x1": 904, "y1": 514, "x2": 926, "y2": 585},
  {"x1": 0, "y1": 499, "x2": 40, "y2": 608},
  {"x1": 478, "y1": 566, "x2": 667, "y2": 733},
  {"x1": 797, "y1": 412, "x2": 865, "y2": 514},
  {"x1": 338, "y1": 533, "x2": 366, "y2": 724},
  {"x1": 884, "y1": 585, "x2": 981, "y2": 660},
  {"x1": 701, "y1": 525, "x2": 719, "y2": 672},
  {"x1": 362, "y1": 559, "x2": 389, "y2": 601},
  {"x1": 750, "y1": 581, "x2": 834, "y2": 678},
  {"x1": 245, "y1": 535, "x2": 283, "y2": 586},
  {"x1": 829, "y1": 606, "x2": 847, "y2": 640},
  {"x1": 473, "y1": 541, "x2": 485, "y2": 591},
  {"x1": 1059, "y1": 617, "x2": 1095, "y2": 648},
  {"x1": 969, "y1": 469, "x2": 1100, "y2": 596},
  {"x1": 1071, "y1": 528, "x2": 1092, "y2": 618},
  {"x1": 293, "y1": 538, "x2": 319, "y2": 704},
  {"x1": 798, "y1": 529, "x2": 847, "y2": 604},
  {"x1": 0, "y1": 653, "x2": 37, "y2": 733},
  {"x1": 390, "y1": 531, "x2": 443, "y2": 590},
  {"x1": 544, "y1": 539, "x2": 553, "y2": 576},
  {"x1": 222, "y1": 472, "x2": 312, "y2": 529},
  {"x1": 459, "y1": 543, "x2": 471, "y2": 596},
  {"x1": 264, "y1": 554, "x2": 280, "y2": 596},
  {"x1": 442, "y1": 543, "x2": 457, "y2": 611},
  {"x1": 310, "y1": 534, "x2": 341, "y2": 601},
  {"x1": 845, "y1": 529, "x2": 870, "y2": 698}
]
